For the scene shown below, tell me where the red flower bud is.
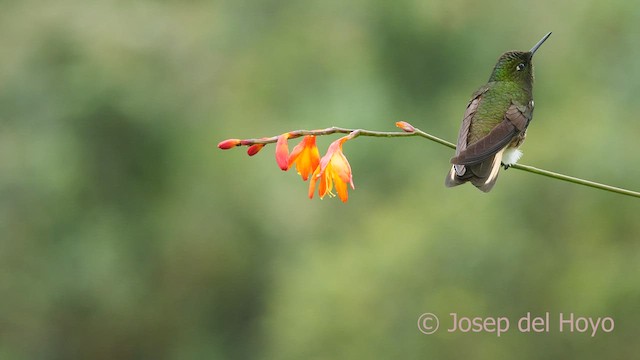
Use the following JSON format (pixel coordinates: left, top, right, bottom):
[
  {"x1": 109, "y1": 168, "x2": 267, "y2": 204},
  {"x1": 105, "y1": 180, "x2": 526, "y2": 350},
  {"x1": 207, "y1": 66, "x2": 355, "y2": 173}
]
[
  {"x1": 217, "y1": 138, "x2": 241, "y2": 149},
  {"x1": 275, "y1": 133, "x2": 290, "y2": 170},
  {"x1": 247, "y1": 144, "x2": 265, "y2": 156}
]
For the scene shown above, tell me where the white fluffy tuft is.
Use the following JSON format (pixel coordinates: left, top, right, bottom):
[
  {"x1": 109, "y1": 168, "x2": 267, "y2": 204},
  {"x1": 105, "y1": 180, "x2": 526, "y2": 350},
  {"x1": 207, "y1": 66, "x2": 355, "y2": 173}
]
[{"x1": 502, "y1": 148, "x2": 523, "y2": 166}]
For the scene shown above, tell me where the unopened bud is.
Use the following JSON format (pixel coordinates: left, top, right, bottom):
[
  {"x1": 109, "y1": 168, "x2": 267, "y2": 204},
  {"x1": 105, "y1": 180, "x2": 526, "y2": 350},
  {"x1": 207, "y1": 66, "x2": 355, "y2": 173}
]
[
  {"x1": 395, "y1": 121, "x2": 415, "y2": 133},
  {"x1": 217, "y1": 138, "x2": 241, "y2": 149},
  {"x1": 275, "y1": 133, "x2": 290, "y2": 170},
  {"x1": 247, "y1": 144, "x2": 265, "y2": 156}
]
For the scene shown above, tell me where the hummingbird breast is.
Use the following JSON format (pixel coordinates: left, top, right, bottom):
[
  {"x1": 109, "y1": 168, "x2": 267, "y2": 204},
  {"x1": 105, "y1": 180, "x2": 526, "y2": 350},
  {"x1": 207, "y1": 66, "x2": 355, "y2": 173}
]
[{"x1": 469, "y1": 81, "x2": 532, "y2": 144}]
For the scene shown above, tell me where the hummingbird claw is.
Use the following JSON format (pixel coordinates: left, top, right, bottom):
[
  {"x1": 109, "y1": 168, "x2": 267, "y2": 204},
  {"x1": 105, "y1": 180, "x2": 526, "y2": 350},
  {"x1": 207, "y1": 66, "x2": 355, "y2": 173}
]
[{"x1": 502, "y1": 163, "x2": 511, "y2": 170}]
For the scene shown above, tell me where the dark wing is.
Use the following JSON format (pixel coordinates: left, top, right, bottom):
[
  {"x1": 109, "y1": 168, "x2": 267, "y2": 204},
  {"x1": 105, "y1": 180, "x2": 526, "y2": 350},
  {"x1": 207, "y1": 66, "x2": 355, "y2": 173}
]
[
  {"x1": 452, "y1": 87, "x2": 489, "y2": 175},
  {"x1": 451, "y1": 101, "x2": 532, "y2": 166}
]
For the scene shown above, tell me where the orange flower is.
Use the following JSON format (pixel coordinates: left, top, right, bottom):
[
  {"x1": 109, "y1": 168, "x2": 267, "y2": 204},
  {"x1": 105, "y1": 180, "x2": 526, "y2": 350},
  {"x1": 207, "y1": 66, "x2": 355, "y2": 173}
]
[
  {"x1": 309, "y1": 136, "x2": 355, "y2": 202},
  {"x1": 275, "y1": 133, "x2": 290, "y2": 170},
  {"x1": 288, "y1": 136, "x2": 320, "y2": 181}
]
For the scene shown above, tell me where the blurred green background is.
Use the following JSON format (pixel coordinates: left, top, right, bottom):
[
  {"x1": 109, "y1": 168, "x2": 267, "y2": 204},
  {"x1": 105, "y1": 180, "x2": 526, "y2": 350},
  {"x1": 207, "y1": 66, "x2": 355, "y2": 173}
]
[{"x1": 2, "y1": 0, "x2": 640, "y2": 359}]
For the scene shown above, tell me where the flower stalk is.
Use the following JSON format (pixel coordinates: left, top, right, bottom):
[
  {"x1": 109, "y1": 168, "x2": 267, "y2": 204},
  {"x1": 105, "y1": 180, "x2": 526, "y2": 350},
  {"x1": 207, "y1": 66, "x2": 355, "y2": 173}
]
[{"x1": 218, "y1": 122, "x2": 640, "y2": 200}]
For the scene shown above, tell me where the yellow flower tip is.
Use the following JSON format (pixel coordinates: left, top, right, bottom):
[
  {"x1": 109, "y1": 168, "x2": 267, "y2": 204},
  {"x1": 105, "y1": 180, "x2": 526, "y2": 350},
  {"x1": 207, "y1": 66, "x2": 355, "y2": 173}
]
[
  {"x1": 288, "y1": 136, "x2": 320, "y2": 181},
  {"x1": 246, "y1": 143, "x2": 264, "y2": 156},
  {"x1": 275, "y1": 133, "x2": 291, "y2": 171},
  {"x1": 217, "y1": 138, "x2": 241, "y2": 149},
  {"x1": 395, "y1": 121, "x2": 415, "y2": 133}
]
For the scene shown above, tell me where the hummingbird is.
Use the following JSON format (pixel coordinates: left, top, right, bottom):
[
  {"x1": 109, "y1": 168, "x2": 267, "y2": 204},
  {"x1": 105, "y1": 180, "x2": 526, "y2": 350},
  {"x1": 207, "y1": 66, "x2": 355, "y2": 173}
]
[{"x1": 445, "y1": 32, "x2": 551, "y2": 192}]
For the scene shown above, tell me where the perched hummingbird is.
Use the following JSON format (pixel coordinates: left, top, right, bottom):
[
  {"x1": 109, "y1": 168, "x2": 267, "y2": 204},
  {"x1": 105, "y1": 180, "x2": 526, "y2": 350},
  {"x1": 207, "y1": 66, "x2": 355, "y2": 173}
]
[{"x1": 445, "y1": 32, "x2": 551, "y2": 192}]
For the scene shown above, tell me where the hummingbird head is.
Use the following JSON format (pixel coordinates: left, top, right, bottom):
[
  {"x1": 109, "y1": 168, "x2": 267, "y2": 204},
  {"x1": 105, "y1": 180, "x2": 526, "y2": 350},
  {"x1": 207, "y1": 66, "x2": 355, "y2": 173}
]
[
  {"x1": 488, "y1": 32, "x2": 551, "y2": 87},
  {"x1": 488, "y1": 51, "x2": 534, "y2": 85}
]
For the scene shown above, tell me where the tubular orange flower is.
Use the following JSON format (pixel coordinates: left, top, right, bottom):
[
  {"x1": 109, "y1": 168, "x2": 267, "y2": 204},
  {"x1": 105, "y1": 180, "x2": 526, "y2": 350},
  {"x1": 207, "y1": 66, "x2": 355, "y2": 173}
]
[
  {"x1": 275, "y1": 133, "x2": 291, "y2": 170},
  {"x1": 309, "y1": 136, "x2": 355, "y2": 202},
  {"x1": 288, "y1": 136, "x2": 320, "y2": 181}
]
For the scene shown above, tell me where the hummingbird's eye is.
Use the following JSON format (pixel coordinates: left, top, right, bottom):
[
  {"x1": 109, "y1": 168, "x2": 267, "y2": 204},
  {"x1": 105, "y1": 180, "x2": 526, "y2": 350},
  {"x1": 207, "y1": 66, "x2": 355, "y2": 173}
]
[{"x1": 516, "y1": 63, "x2": 526, "y2": 71}]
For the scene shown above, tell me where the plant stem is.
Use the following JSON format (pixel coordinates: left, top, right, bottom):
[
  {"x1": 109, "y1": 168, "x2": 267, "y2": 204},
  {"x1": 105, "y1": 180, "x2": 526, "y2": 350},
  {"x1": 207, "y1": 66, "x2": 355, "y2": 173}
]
[
  {"x1": 511, "y1": 163, "x2": 640, "y2": 198},
  {"x1": 227, "y1": 125, "x2": 640, "y2": 199}
]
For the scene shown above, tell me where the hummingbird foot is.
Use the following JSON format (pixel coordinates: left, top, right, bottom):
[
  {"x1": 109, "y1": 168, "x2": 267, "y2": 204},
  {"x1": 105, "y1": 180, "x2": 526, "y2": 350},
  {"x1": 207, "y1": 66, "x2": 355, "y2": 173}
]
[{"x1": 502, "y1": 163, "x2": 511, "y2": 170}]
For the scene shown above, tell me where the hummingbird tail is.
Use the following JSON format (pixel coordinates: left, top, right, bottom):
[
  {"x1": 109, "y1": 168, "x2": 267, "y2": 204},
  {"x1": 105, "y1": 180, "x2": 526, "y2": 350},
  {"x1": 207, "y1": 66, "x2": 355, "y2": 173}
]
[
  {"x1": 445, "y1": 166, "x2": 467, "y2": 188},
  {"x1": 445, "y1": 149, "x2": 505, "y2": 192}
]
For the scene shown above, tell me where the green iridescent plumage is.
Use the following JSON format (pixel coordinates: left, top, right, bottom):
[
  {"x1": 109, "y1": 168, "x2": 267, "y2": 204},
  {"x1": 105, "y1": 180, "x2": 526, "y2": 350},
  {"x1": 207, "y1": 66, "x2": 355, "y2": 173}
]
[{"x1": 446, "y1": 32, "x2": 551, "y2": 192}]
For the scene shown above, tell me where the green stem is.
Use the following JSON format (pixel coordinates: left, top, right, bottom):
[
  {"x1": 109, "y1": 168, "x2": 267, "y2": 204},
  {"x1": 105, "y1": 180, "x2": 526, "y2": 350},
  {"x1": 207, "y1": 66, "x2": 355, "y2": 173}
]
[{"x1": 510, "y1": 163, "x2": 640, "y2": 198}]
